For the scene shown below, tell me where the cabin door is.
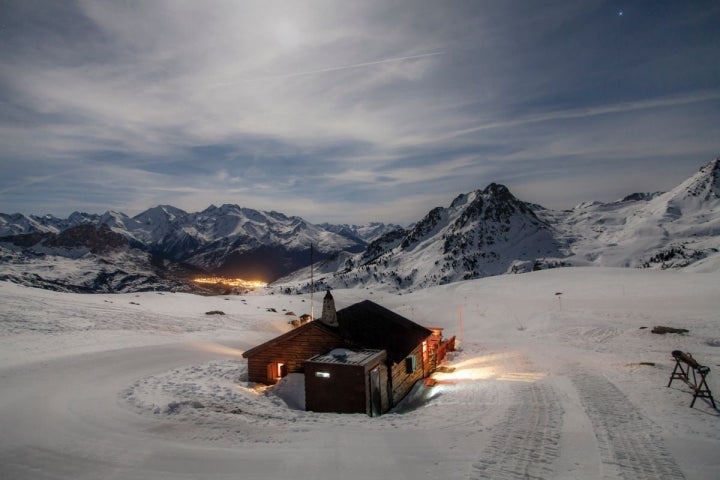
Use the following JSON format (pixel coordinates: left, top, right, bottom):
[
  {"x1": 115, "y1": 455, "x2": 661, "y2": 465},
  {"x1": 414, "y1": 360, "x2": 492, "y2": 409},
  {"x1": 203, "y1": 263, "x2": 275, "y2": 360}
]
[
  {"x1": 369, "y1": 367, "x2": 382, "y2": 417},
  {"x1": 267, "y1": 362, "x2": 286, "y2": 383}
]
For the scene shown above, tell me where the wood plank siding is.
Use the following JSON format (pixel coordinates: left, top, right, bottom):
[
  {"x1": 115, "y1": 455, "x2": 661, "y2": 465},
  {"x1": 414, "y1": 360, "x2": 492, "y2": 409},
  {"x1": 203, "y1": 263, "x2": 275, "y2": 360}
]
[
  {"x1": 244, "y1": 322, "x2": 345, "y2": 384},
  {"x1": 388, "y1": 342, "x2": 428, "y2": 406}
]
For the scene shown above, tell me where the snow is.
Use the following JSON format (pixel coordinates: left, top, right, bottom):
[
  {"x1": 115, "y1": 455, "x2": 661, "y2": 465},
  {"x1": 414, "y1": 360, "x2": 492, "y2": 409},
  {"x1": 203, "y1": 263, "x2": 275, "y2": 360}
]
[{"x1": 1, "y1": 268, "x2": 719, "y2": 479}]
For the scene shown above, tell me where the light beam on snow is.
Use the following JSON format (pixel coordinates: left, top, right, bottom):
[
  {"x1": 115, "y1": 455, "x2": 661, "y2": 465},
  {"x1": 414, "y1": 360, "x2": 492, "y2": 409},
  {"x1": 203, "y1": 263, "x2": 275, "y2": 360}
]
[
  {"x1": 434, "y1": 366, "x2": 496, "y2": 382},
  {"x1": 187, "y1": 342, "x2": 246, "y2": 358},
  {"x1": 432, "y1": 352, "x2": 545, "y2": 384},
  {"x1": 497, "y1": 372, "x2": 546, "y2": 382}
]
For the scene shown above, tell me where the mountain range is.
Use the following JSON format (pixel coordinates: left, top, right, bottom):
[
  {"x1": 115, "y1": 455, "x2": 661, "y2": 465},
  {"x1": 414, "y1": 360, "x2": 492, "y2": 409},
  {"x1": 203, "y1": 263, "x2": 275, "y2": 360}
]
[
  {"x1": 1, "y1": 158, "x2": 719, "y2": 293},
  {"x1": 0, "y1": 204, "x2": 396, "y2": 292},
  {"x1": 277, "y1": 158, "x2": 720, "y2": 292}
]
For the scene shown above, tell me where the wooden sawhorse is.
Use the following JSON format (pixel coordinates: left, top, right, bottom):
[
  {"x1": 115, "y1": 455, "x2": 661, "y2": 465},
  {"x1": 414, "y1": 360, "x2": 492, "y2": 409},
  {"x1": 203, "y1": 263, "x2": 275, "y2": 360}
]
[{"x1": 667, "y1": 350, "x2": 716, "y2": 409}]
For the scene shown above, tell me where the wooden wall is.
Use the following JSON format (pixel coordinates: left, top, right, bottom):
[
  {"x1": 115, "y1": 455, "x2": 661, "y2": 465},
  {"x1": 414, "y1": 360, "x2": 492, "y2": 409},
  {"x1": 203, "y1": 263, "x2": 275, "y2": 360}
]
[
  {"x1": 306, "y1": 354, "x2": 389, "y2": 415},
  {"x1": 246, "y1": 324, "x2": 345, "y2": 384},
  {"x1": 305, "y1": 363, "x2": 368, "y2": 414},
  {"x1": 389, "y1": 342, "x2": 427, "y2": 406}
]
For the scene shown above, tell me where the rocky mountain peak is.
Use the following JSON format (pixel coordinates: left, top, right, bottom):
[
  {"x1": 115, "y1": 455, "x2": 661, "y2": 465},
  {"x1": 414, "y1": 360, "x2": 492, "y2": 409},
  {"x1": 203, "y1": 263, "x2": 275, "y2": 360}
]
[{"x1": 664, "y1": 158, "x2": 720, "y2": 209}]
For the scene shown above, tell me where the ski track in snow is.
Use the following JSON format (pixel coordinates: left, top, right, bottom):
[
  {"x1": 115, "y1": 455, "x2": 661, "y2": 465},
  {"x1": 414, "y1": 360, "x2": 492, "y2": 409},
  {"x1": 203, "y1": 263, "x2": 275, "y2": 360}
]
[
  {"x1": 472, "y1": 381, "x2": 563, "y2": 480},
  {"x1": 570, "y1": 372, "x2": 686, "y2": 480}
]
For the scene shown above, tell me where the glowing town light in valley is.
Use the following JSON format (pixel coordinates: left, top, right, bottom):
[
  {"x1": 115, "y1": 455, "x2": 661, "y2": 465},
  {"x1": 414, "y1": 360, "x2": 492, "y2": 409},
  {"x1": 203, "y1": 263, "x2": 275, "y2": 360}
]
[{"x1": 193, "y1": 277, "x2": 268, "y2": 288}]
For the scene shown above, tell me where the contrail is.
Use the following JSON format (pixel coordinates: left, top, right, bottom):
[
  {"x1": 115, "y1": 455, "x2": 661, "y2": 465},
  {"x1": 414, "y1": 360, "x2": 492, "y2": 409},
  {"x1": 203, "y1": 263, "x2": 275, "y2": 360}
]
[
  {"x1": 211, "y1": 51, "x2": 445, "y2": 88},
  {"x1": 429, "y1": 89, "x2": 720, "y2": 142}
]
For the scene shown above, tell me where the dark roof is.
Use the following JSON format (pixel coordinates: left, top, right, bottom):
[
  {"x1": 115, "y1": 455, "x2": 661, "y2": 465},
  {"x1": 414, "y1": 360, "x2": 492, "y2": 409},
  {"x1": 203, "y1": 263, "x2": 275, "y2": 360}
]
[
  {"x1": 242, "y1": 321, "x2": 342, "y2": 358},
  {"x1": 242, "y1": 299, "x2": 432, "y2": 364},
  {"x1": 336, "y1": 300, "x2": 432, "y2": 363}
]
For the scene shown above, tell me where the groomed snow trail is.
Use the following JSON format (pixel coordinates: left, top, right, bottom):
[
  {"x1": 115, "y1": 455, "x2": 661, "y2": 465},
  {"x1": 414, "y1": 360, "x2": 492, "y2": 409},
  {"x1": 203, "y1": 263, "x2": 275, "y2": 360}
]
[
  {"x1": 570, "y1": 372, "x2": 686, "y2": 479},
  {"x1": 473, "y1": 381, "x2": 563, "y2": 479}
]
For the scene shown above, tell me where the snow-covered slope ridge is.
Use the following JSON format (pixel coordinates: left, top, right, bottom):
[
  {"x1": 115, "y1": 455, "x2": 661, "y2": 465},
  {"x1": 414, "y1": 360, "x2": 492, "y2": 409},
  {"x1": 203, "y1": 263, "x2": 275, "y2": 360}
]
[
  {"x1": 542, "y1": 158, "x2": 720, "y2": 269},
  {"x1": 319, "y1": 222, "x2": 406, "y2": 243}
]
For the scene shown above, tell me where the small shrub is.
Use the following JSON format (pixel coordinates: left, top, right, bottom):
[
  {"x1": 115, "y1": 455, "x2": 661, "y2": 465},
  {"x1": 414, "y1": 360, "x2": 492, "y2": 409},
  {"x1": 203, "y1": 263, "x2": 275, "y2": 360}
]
[{"x1": 205, "y1": 310, "x2": 225, "y2": 315}]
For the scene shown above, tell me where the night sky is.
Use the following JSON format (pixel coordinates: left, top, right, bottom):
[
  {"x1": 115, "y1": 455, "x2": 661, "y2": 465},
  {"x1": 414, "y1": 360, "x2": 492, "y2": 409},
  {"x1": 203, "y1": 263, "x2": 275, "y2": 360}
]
[{"x1": 1, "y1": 0, "x2": 718, "y2": 224}]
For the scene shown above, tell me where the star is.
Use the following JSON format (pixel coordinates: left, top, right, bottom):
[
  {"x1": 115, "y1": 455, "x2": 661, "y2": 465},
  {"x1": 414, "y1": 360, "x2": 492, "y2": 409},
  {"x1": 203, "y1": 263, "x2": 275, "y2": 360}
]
[{"x1": 618, "y1": 10, "x2": 624, "y2": 16}]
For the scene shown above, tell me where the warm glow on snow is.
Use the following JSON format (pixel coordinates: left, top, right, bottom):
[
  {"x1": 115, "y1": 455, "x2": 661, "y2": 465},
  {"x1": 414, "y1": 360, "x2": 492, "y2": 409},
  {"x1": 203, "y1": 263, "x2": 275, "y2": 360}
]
[
  {"x1": 497, "y1": 372, "x2": 546, "y2": 382},
  {"x1": 434, "y1": 366, "x2": 496, "y2": 381},
  {"x1": 433, "y1": 352, "x2": 545, "y2": 384},
  {"x1": 186, "y1": 342, "x2": 246, "y2": 358}
]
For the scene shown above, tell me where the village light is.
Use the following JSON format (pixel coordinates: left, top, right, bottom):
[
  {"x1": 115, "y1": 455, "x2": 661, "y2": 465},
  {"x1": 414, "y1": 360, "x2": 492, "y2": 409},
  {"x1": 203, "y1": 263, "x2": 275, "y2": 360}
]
[{"x1": 193, "y1": 277, "x2": 268, "y2": 288}]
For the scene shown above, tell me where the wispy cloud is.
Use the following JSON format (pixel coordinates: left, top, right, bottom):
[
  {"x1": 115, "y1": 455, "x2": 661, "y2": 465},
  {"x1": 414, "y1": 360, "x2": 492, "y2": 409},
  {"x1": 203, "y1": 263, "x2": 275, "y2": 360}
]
[
  {"x1": 433, "y1": 90, "x2": 720, "y2": 142},
  {"x1": 211, "y1": 51, "x2": 445, "y2": 87},
  {"x1": 0, "y1": 0, "x2": 718, "y2": 222}
]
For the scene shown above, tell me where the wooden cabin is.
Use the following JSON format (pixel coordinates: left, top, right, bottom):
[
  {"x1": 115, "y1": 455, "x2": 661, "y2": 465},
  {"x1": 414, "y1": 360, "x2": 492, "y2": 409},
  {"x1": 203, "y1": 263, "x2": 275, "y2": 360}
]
[{"x1": 242, "y1": 291, "x2": 454, "y2": 415}]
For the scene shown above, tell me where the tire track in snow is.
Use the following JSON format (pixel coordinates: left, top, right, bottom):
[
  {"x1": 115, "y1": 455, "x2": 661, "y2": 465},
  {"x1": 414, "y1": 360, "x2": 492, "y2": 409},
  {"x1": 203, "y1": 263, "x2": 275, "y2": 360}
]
[
  {"x1": 570, "y1": 373, "x2": 685, "y2": 479},
  {"x1": 473, "y1": 382, "x2": 563, "y2": 479}
]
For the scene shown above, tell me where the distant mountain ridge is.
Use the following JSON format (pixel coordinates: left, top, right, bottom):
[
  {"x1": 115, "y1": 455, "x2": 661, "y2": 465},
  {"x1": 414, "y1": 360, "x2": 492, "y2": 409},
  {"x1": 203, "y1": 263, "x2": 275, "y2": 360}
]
[
  {"x1": 0, "y1": 204, "x2": 393, "y2": 287},
  {"x1": 2, "y1": 158, "x2": 719, "y2": 293}
]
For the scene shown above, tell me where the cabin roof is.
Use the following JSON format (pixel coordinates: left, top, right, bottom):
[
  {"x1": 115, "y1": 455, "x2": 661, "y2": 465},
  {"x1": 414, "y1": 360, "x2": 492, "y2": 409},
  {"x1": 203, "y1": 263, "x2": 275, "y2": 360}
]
[
  {"x1": 242, "y1": 321, "x2": 342, "y2": 358},
  {"x1": 336, "y1": 300, "x2": 432, "y2": 363},
  {"x1": 243, "y1": 299, "x2": 432, "y2": 363}
]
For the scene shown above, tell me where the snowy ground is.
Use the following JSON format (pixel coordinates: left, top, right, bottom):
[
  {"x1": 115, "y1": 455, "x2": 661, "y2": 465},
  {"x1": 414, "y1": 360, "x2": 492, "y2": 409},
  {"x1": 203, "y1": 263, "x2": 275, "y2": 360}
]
[{"x1": 1, "y1": 268, "x2": 719, "y2": 479}]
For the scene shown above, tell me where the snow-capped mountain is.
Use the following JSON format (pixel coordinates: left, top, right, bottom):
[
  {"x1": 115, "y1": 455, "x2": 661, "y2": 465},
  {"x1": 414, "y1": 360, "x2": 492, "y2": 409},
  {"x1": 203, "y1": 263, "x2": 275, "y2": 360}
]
[
  {"x1": 276, "y1": 182, "x2": 566, "y2": 291},
  {"x1": 276, "y1": 158, "x2": 720, "y2": 292},
  {"x1": 1, "y1": 204, "x2": 366, "y2": 285},
  {"x1": 318, "y1": 222, "x2": 406, "y2": 244},
  {"x1": 0, "y1": 224, "x2": 202, "y2": 293}
]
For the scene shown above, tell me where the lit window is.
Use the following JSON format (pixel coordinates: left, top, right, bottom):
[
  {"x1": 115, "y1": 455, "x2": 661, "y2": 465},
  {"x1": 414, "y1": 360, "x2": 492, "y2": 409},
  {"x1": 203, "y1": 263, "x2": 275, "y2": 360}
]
[{"x1": 315, "y1": 371, "x2": 331, "y2": 378}]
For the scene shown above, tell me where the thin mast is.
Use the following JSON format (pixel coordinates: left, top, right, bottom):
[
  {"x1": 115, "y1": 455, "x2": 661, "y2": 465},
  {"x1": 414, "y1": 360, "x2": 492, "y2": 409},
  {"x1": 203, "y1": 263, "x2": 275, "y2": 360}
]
[{"x1": 310, "y1": 242, "x2": 314, "y2": 319}]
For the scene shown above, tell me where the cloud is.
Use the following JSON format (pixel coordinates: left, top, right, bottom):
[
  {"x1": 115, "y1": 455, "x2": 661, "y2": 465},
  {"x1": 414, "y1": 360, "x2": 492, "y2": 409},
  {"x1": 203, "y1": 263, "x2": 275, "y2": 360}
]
[{"x1": 0, "y1": 0, "x2": 718, "y2": 222}]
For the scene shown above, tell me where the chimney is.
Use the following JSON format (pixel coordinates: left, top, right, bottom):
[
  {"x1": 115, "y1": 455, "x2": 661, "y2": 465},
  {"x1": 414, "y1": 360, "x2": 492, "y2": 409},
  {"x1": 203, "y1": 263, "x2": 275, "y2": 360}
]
[{"x1": 320, "y1": 290, "x2": 338, "y2": 327}]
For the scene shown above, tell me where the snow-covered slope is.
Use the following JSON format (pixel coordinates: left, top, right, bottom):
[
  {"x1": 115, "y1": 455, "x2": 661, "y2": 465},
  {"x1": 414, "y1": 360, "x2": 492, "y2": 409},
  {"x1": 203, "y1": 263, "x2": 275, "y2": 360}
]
[
  {"x1": 1, "y1": 268, "x2": 719, "y2": 479},
  {"x1": 542, "y1": 158, "x2": 720, "y2": 270},
  {"x1": 0, "y1": 223, "x2": 208, "y2": 293},
  {"x1": 319, "y1": 222, "x2": 406, "y2": 243}
]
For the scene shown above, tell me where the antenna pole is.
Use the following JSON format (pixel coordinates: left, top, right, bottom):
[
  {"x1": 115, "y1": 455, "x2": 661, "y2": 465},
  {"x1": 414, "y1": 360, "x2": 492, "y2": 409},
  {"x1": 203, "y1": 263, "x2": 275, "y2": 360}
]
[{"x1": 310, "y1": 243, "x2": 314, "y2": 320}]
